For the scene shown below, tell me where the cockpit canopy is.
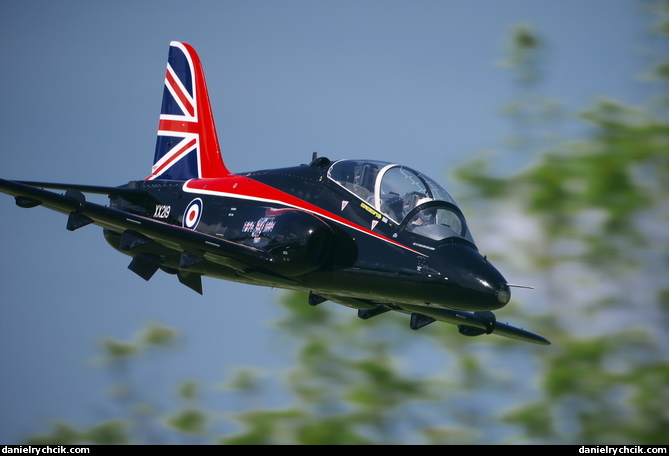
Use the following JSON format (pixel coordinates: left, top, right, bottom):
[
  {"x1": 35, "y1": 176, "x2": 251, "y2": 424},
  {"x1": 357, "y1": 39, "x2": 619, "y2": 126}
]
[{"x1": 327, "y1": 159, "x2": 475, "y2": 244}]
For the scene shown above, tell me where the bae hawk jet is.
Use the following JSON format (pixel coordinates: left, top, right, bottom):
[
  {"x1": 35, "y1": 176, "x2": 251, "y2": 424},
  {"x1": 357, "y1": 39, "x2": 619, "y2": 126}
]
[{"x1": 0, "y1": 42, "x2": 550, "y2": 345}]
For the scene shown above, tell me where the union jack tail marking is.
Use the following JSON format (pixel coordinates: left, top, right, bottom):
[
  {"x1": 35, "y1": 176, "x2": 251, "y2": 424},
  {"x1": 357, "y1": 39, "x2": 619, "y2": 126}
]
[{"x1": 147, "y1": 42, "x2": 230, "y2": 180}]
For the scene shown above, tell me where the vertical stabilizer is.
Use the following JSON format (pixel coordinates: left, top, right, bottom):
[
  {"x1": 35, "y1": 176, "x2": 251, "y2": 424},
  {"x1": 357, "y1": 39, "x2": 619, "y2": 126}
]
[{"x1": 147, "y1": 42, "x2": 230, "y2": 180}]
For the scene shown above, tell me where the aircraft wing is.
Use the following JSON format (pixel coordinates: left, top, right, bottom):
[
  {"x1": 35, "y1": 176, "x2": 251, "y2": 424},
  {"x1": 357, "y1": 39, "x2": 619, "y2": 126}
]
[
  {"x1": 399, "y1": 303, "x2": 551, "y2": 345},
  {"x1": 0, "y1": 178, "x2": 275, "y2": 269}
]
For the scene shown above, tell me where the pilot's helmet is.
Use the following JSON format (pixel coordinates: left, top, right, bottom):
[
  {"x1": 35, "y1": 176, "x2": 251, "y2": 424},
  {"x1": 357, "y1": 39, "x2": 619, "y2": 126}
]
[
  {"x1": 403, "y1": 192, "x2": 432, "y2": 216},
  {"x1": 419, "y1": 208, "x2": 437, "y2": 224}
]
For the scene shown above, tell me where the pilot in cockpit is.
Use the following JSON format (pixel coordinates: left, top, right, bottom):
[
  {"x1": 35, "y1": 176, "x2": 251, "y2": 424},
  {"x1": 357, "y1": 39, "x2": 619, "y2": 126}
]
[
  {"x1": 353, "y1": 163, "x2": 379, "y2": 202},
  {"x1": 402, "y1": 191, "x2": 432, "y2": 218},
  {"x1": 402, "y1": 192, "x2": 441, "y2": 237}
]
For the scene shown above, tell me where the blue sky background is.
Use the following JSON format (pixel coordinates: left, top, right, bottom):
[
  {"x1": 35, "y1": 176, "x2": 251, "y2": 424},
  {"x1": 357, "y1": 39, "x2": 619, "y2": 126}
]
[{"x1": 0, "y1": 0, "x2": 648, "y2": 442}]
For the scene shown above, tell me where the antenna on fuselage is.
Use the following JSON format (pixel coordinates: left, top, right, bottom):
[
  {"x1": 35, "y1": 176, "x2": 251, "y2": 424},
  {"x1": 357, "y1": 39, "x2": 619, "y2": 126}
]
[{"x1": 312, "y1": 151, "x2": 318, "y2": 161}]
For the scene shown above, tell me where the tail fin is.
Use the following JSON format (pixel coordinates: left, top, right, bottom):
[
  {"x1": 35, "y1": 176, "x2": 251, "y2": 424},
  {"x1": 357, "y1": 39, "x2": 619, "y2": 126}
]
[{"x1": 147, "y1": 41, "x2": 231, "y2": 180}]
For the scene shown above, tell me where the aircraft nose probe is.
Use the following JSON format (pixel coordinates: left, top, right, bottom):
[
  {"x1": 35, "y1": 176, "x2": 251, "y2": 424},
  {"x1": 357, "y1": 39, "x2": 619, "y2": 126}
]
[
  {"x1": 500, "y1": 283, "x2": 534, "y2": 305},
  {"x1": 507, "y1": 283, "x2": 534, "y2": 289}
]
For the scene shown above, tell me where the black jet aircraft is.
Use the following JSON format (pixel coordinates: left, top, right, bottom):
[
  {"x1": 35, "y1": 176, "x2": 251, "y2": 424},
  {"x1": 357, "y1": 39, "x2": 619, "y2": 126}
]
[{"x1": 0, "y1": 42, "x2": 549, "y2": 345}]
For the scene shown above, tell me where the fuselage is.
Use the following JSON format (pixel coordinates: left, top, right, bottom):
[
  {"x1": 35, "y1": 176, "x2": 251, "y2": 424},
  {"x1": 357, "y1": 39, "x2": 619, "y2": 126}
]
[{"x1": 104, "y1": 158, "x2": 511, "y2": 313}]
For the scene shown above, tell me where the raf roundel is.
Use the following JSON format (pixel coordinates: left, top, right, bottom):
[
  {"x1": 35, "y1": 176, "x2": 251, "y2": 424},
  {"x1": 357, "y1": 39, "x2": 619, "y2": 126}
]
[{"x1": 183, "y1": 198, "x2": 203, "y2": 230}]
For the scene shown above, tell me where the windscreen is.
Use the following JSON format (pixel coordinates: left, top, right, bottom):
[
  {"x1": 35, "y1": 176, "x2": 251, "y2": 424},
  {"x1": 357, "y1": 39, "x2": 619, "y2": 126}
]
[{"x1": 328, "y1": 159, "x2": 475, "y2": 244}]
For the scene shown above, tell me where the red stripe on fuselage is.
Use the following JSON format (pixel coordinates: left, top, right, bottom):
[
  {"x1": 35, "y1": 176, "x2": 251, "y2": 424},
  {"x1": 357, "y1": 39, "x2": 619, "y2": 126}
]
[{"x1": 183, "y1": 176, "x2": 427, "y2": 257}]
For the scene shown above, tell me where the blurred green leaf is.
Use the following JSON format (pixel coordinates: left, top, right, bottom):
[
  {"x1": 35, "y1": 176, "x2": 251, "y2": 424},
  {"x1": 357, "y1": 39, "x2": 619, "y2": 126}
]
[
  {"x1": 101, "y1": 339, "x2": 138, "y2": 359},
  {"x1": 24, "y1": 421, "x2": 82, "y2": 445},
  {"x1": 221, "y1": 409, "x2": 305, "y2": 445},
  {"x1": 81, "y1": 420, "x2": 129, "y2": 444},
  {"x1": 165, "y1": 408, "x2": 206, "y2": 435},
  {"x1": 503, "y1": 404, "x2": 552, "y2": 439},
  {"x1": 177, "y1": 380, "x2": 198, "y2": 401},
  {"x1": 140, "y1": 323, "x2": 178, "y2": 348},
  {"x1": 296, "y1": 417, "x2": 372, "y2": 445},
  {"x1": 223, "y1": 367, "x2": 264, "y2": 394}
]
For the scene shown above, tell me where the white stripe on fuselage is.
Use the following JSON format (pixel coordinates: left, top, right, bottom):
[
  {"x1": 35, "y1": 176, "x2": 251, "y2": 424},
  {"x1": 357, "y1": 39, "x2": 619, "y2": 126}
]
[{"x1": 182, "y1": 181, "x2": 428, "y2": 257}]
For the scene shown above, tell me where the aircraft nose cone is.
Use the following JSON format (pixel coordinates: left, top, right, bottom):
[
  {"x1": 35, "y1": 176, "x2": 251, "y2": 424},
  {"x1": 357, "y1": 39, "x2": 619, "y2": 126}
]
[
  {"x1": 432, "y1": 243, "x2": 511, "y2": 311},
  {"x1": 468, "y1": 267, "x2": 511, "y2": 310},
  {"x1": 496, "y1": 286, "x2": 511, "y2": 305}
]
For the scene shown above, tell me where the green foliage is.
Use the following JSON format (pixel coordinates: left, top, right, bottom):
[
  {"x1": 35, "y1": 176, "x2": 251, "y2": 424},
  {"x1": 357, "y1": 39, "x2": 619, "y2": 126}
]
[
  {"x1": 25, "y1": 420, "x2": 129, "y2": 445},
  {"x1": 503, "y1": 332, "x2": 669, "y2": 444},
  {"x1": 220, "y1": 409, "x2": 307, "y2": 445},
  {"x1": 98, "y1": 322, "x2": 177, "y2": 366},
  {"x1": 165, "y1": 409, "x2": 207, "y2": 435},
  {"x1": 222, "y1": 291, "x2": 441, "y2": 444},
  {"x1": 141, "y1": 323, "x2": 178, "y2": 348},
  {"x1": 452, "y1": 2, "x2": 669, "y2": 444},
  {"x1": 500, "y1": 23, "x2": 544, "y2": 86}
]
